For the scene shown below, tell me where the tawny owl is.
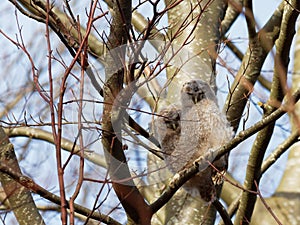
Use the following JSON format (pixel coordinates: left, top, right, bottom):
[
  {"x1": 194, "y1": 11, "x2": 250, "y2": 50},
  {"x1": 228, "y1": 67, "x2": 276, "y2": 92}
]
[
  {"x1": 177, "y1": 79, "x2": 232, "y2": 202},
  {"x1": 153, "y1": 104, "x2": 181, "y2": 164},
  {"x1": 155, "y1": 80, "x2": 232, "y2": 202}
]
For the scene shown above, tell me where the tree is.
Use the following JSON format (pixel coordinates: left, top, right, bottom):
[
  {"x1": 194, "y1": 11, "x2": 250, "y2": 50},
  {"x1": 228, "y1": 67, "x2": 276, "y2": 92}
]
[{"x1": 0, "y1": 0, "x2": 299, "y2": 224}]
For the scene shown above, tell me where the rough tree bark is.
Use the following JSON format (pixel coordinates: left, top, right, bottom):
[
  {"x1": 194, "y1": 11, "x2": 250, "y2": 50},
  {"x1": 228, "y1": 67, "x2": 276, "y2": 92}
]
[
  {"x1": 101, "y1": 0, "x2": 152, "y2": 224},
  {"x1": 1, "y1": 0, "x2": 300, "y2": 224},
  {"x1": 0, "y1": 128, "x2": 45, "y2": 225}
]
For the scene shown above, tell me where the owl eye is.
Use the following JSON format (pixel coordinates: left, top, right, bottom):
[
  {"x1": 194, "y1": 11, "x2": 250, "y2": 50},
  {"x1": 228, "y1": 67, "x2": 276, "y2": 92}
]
[
  {"x1": 193, "y1": 86, "x2": 199, "y2": 92},
  {"x1": 165, "y1": 120, "x2": 179, "y2": 130},
  {"x1": 183, "y1": 81, "x2": 199, "y2": 93},
  {"x1": 190, "y1": 91, "x2": 205, "y2": 104},
  {"x1": 163, "y1": 112, "x2": 180, "y2": 130},
  {"x1": 199, "y1": 91, "x2": 205, "y2": 99}
]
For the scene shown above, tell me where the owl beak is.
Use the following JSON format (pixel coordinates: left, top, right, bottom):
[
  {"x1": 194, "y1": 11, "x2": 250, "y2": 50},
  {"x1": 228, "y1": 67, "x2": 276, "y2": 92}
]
[
  {"x1": 172, "y1": 123, "x2": 177, "y2": 130},
  {"x1": 192, "y1": 95, "x2": 199, "y2": 104}
]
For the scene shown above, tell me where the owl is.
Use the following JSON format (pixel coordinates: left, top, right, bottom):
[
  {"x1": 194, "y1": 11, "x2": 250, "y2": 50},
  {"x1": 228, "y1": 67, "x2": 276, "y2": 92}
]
[
  {"x1": 154, "y1": 80, "x2": 232, "y2": 202},
  {"x1": 172, "y1": 79, "x2": 232, "y2": 202},
  {"x1": 179, "y1": 79, "x2": 232, "y2": 201},
  {"x1": 153, "y1": 104, "x2": 181, "y2": 164}
]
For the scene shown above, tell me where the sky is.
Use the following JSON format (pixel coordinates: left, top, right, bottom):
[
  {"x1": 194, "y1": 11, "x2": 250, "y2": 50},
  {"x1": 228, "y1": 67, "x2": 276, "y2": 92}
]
[{"x1": 0, "y1": 0, "x2": 294, "y2": 224}]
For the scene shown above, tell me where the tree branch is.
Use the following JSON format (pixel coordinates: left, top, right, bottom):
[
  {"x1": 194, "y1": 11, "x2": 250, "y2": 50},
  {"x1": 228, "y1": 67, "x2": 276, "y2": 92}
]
[
  {"x1": 224, "y1": 2, "x2": 284, "y2": 131},
  {"x1": 221, "y1": 0, "x2": 243, "y2": 36},
  {"x1": 0, "y1": 127, "x2": 45, "y2": 225},
  {"x1": 234, "y1": 1, "x2": 299, "y2": 223},
  {"x1": 101, "y1": 0, "x2": 152, "y2": 224},
  {"x1": 4, "y1": 126, "x2": 107, "y2": 167},
  {"x1": 0, "y1": 162, "x2": 122, "y2": 225},
  {"x1": 151, "y1": 87, "x2": 300, "y2": 213}
]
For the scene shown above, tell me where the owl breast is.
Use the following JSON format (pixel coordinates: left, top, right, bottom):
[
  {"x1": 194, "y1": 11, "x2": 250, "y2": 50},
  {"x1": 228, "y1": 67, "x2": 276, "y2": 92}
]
[{"x1": 154, "y1": 79, "x2": 233, "y2": 202}]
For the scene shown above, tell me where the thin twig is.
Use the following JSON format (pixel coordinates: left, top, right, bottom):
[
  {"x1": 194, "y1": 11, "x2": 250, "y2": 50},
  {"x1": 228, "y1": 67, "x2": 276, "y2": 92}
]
[
  {"x1": 254, "y1": 181, "x2": 283, "y2": 225},
  {"x1": 151, "y1": 88, "x2": 300, "y2": 213},
  {"x1": 0, "y1": 163, "x2": 122, "y2": 225}
]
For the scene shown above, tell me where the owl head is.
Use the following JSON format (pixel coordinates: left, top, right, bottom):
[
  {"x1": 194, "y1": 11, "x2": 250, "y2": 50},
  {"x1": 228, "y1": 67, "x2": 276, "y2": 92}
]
[
  {"x1": 181, "y1": 79, "x2": 217, "y2": 107},
  {"x1": 153, "y1": 105, "x2": 181, "y2": 144},
  {"x1": 160, "y1": 106, "x2": 181, "y2": 132}
]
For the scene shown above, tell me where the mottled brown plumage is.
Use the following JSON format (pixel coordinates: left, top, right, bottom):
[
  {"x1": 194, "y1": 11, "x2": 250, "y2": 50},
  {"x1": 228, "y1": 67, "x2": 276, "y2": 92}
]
[
  {"x1": 179, "y1": 80, "x2": 232, "y2": 201},
  {"x1": 153, "y1": 104, "x2": 181, "y2": 161},
  {"x1": 154, "y1": 80, "x2": 232, "y2": 202}
]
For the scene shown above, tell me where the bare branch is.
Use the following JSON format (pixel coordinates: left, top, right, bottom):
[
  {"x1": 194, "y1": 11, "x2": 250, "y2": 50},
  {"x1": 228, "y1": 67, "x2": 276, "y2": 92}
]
[
  {"x1": 0, "y1": 162, "x2": 122, "y2": 225},
  {"x1": 224, "y1": 2, "x2": 284, "y2": 131},
  {"x1": 151, "y1": 87, "x2": 300, "y2": 213},
  {"x1": 0, "y1": 128, "x2": 45, "y2": 225}
]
